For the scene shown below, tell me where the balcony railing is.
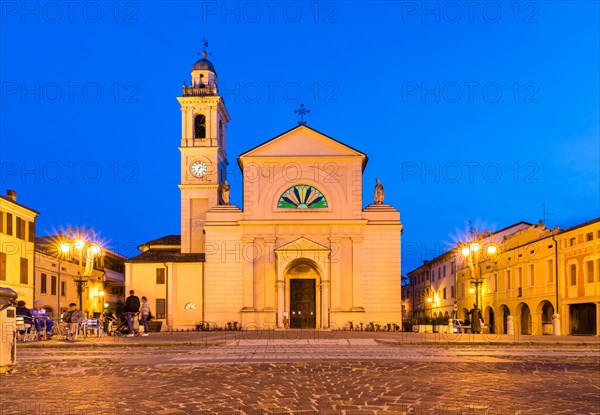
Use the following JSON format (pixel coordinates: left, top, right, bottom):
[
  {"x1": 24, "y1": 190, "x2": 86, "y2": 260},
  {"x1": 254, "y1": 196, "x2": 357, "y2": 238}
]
[{"x1": 182, "y1": 85, "x2": 218, "y2": 97}]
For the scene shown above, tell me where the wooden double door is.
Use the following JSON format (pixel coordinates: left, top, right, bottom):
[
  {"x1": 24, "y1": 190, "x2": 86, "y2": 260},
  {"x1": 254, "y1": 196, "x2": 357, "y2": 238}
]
[{"x1": 290, "y1": 279, "x2": 316, "y2": 329}]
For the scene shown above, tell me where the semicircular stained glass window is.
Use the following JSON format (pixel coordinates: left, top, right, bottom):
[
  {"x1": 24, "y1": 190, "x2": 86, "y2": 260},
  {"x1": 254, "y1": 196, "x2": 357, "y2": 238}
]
[{"x1": 278, "y1": 185, "x2": 328, "y2": 209}]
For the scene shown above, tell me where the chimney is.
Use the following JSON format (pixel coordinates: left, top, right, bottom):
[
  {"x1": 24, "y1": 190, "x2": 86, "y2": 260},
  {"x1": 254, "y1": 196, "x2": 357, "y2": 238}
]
[{"x1": 6, "y1": 189, "x2": 16, "y2": 202}]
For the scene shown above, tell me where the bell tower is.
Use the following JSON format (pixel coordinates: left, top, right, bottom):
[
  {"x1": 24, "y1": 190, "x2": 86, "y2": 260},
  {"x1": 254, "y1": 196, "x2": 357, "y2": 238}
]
[{"x1": 178, "y1": 43, "x2": 230, "y2": 253}]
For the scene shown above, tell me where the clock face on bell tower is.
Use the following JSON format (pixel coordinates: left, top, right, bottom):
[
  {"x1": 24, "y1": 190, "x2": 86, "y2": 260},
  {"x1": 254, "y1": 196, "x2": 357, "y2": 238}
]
[
  {"x1": 190, "y1": 160, "x2": 208, "y2": 178},
  {"x1": 178, "y1": 45, "x2": 230, "y2": 254}
]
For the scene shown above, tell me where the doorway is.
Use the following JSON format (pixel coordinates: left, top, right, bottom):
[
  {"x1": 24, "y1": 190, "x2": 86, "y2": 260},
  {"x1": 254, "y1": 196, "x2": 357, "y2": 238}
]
[
  {"x1": 290, "y1": 279, "x2": 316, "y2": 329},
  {"x1": 569, "y1": 303, "x2": 597, "y2": 335}
]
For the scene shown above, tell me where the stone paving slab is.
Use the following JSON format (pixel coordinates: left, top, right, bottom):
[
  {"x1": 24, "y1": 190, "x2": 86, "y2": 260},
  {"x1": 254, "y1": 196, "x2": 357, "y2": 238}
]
[
  {"x1": 1, "y1": 343, "x2": 599, "y2": 415},
  {"x1": 5, "y1": 333, "x2": 600, "y2": 414}
]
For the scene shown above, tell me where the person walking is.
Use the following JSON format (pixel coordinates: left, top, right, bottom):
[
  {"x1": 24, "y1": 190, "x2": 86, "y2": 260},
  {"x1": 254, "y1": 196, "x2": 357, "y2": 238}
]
[
  {"x1": 124, "y1": 290, "x2": 140, "y2": 337},
  {"x1": 140, "y1": 296, "x2": 151, "y2": 336},
  {"x1": 470, "y1": 303, "x2": 483, "y2": 334}
]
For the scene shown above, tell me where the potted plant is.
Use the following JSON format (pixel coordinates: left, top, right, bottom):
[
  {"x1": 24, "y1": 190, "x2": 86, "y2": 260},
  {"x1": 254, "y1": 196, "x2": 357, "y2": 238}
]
[
  {"x1": 433, "y1": 316, "x2": 450, "y2": 333},
  {"x1": 413, "y1": 316, "x2": 434, "y2": 333}
]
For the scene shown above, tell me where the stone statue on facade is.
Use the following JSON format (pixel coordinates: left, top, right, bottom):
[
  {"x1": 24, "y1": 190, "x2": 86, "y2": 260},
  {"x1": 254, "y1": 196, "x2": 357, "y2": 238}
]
[
  {"x1": 220, "y1": 180, "x2": 230, "y2": 205},
  {"x1": 374, "y1": 178, "x2": 384, "y2": 204}
]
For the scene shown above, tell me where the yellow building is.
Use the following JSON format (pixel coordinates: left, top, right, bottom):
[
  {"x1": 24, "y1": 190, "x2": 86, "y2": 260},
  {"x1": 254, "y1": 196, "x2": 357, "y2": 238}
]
[
  {"x1": 465, "y1": 221, "x2": 559, "y2": 335},
  {"x1": 126, "y1": 51, "x2": 403, "y2": 330},
  {"x1": 556, "y1": 218, "x2": 600, "y2": 335},
  {"x1": 35, "y1": 235, "x2": 126, "y2": 318},
  {"x1": 0, "y1": 190, "x2": 39, "y2": 306},
  {"x1": 405, "y1": 261, "x2": 433, "y2": 322},
  {"x1": 405, "y1": 218, "x2": 600, "y2": 336}
]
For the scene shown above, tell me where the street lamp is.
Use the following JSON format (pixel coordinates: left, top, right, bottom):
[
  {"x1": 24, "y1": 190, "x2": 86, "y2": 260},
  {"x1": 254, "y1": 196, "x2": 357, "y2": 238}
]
[
  {"x1": 58, "y1": 226, "x2": 102, "y2": 313},
  {"x1": 427, "y1": 297, "x2": 433, "y2": 319},
  {"x1": 458, "y1": 228, "x2": 499, "y2": 311}
]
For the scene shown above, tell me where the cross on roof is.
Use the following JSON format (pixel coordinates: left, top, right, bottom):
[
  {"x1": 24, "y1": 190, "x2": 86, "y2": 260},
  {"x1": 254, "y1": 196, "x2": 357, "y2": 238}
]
[{"x1": 294, "y1": 104, "x2": 310, "y2": 125}]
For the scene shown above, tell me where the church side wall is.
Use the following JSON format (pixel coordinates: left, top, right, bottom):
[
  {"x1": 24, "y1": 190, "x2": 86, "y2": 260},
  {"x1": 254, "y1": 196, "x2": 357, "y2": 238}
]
[
  {"x1": 171, "y1": 262, "x2": 204, "y2": 328},
  {"x1": 204, "y1": 225, "x2": 244, "y2": 325},
  {"x1": 126, "y1": 262, "x2": 204, "y2": 330},
  {"x1": 360, "y1": 224, "x2": 403, "y2": 325}
]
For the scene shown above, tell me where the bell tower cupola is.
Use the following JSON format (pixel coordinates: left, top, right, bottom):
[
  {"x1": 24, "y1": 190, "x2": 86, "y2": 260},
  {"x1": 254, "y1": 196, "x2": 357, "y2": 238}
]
[{"x1": 190, "y1": 50, "x2": 218, "y2": 89}]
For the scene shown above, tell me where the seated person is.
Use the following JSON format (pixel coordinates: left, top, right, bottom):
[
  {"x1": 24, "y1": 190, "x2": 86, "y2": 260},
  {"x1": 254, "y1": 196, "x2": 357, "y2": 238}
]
[
  {"x1": 16, "y1": 300, "x2": 33, "y2": 325},
  {"x1": 30, "y1": 300, "x2": 53, "y2": 339},
  {"x1": 61, "y1": 303, "x2": 85, "y2": 341}
]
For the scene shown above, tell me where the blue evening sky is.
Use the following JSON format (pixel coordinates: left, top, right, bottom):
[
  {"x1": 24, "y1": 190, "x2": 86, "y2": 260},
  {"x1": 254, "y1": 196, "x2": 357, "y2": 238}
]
[{"x1": 1, "y1": 1, "x2": 598, "y2": 273}]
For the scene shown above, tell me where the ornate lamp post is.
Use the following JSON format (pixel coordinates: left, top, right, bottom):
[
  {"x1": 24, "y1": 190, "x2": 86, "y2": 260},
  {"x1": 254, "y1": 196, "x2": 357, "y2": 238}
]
[
  {"x1": 458, "y1": 228, "x2": 499, "y2": 311},
  {"x1": 58, "y1": 227, "x2": 102, "y2": 313}
]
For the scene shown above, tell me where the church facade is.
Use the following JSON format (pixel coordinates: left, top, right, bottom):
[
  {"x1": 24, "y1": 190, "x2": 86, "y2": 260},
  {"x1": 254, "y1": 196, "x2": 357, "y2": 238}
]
[{"x1": 125, "y1": 52, "x2": 403, "y2": 330}]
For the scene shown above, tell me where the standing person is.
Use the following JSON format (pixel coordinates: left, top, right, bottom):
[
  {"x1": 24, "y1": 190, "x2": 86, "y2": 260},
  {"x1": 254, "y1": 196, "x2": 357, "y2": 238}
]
[
  {"x1": 470, "y1": 304, "x2": 483, "y2": 334},
  {"x1": 124, "y1": 290, "x2": 140, "y2": 337},
  {"x1": 140, "y1": 296, "x2": 151, "y2": 336},
  {"x1": 30, "y1": 300, "x2": 53, "y2": 339}
]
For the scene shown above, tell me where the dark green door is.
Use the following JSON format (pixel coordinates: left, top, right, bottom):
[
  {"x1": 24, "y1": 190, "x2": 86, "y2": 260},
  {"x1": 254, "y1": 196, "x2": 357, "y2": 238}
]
[{"x1": 290, "y1": 279, "x2": 316, "y2": 328}]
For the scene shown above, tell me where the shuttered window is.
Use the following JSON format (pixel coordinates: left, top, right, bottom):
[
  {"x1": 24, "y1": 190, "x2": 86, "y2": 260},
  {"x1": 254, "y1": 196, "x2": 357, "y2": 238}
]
[
  {"x1": 28, "y1": 221, "x2": 35, "y2": 242},
  {"x1": 586, "y1": 261, "x2": 594, "y2": 283},
  {"x1": 0, "y1": 253, "x2": 6, "y2": 280},
  {"x1": 6, "y1": 213, "x2": 13, "y2": 236},
  {"x1": 156, "y1": 299, "x2": 166, "y2": 319},
  {"x1": 40, "y1": 273, "x2": 47, "y2": 293},
  {"x1": 20, "y1": 258, "x2": 28, "y2": 284},
  {"x1": 156, "y1": 268, "x2": 166, "y2": 284},
  {"x1": 51, "y1": 275, "x2": 57, "y2": 295},
  {"x1": 570, "y1": 264, "x2": 577, "y2": 286}
]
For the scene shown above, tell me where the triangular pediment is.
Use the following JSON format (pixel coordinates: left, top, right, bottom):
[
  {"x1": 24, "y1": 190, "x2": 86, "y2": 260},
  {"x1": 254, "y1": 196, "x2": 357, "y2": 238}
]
[
  {"x1": 274, "y1": 237, "x2": 331, "y2": 253},
  {"x1": 239, "y1": 125, "x2": 367, "y2": 166}
]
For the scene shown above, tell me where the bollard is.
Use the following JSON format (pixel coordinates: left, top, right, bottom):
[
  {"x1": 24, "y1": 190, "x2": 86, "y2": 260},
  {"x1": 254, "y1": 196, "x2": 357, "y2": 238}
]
[
  {"x1": 0, "y1": 287, "x2": 18, "y2": 374},
  {"x1": 507, "y1": 315, "x2": 515, "y2": 336},
  {"x1": 552, "y1": 313, "x2": 561, "y2": 336}
]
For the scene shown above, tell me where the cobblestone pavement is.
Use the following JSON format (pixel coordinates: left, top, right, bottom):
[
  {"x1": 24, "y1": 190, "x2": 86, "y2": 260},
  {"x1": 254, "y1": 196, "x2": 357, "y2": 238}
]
[{"x1": 2, "y1": 339, "x2": 599, "y2": 415}]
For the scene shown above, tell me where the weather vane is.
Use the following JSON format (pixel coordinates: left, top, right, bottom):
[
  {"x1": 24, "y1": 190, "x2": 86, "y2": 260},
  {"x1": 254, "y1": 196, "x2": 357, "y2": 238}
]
[
  {"x1": 199, "y1": 37, "x2": 209, "y2": 58},
  {"x1": 294, "y1": 104, "x2": 310, "y2": 125}
]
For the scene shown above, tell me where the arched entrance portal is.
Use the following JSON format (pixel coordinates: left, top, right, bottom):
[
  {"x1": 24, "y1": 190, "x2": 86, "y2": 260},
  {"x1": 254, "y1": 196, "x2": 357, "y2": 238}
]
[
  {"x1": 538, "y1": 300, "x2": 555, "y2": 335},
  {"x1": 286, "y1": 261, "x2": 320, "y2": 329},
  {"x1": 499, "y1": 304, "x2": 510, "y2": 334},
  {"x1": 540, "y1": 301, "x2": 554, "y2": 323},
  {"x1": 275, "y1": 237, "x2": 331, "y2": 329},
  {"x1": 518, "y1": 303, "x2": 532, "y2": 335}
]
